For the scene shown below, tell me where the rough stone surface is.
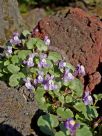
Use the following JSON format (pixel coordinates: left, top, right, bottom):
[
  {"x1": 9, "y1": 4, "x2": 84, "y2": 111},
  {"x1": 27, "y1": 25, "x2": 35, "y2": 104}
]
[
  {"x1": 33, "y1": 8, "x2": 102, "y2": 92},
  {"x1": 0, "y1": 81, "x2": 38, "y2": 136},
  {"x1": 22, "y1": 8, "x2": 47, "y2": 30},
  {"x1": 0, "y1": 0, "x2": 24, "y2": 45}
]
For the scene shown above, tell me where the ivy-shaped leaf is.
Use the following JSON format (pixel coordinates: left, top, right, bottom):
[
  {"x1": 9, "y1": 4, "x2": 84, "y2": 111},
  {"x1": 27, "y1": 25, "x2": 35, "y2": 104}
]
[
  {"x1": 38, "y1": 114, "x2": 59, "y2": 135},
  {"x1": 22, "y1": 30, "x2": 30, "y2": 37},
  {"x1": 48, "y1": 51, "x2": 62, "y2": 62},
  {"x1": 26, "y1": 38, "x2": 37, "y2": 49},
  {"x1": 76, "y1": 125, "x2": 92, "y2": 136},
  {"x1": 57, "y1": 107, "x2": 73, "y2": 119},
  {"x1": 11, "y1": 55, "x2": 19, "y2": 64},
  {"x1": 7, "y1": 64, "x2": 20, "y2": 74},
  {"x1": 9, "y1": 74, "x2": 19, "y2": 87},
  {"x1": 55, "y1": 131, "x2": 66, "y2": 136},
  {"x1": 35, "y1": 38, "x2": 48, "y2": 51},
  {"x1": 18, "y1": 50, "x2": 31, "y2": 60},
  {"x1": 86, "y1": 106, "x2": 98, "y2": 119},
  {"x1": 69, "y1": 79, "x2": 83, "y2": 97}
]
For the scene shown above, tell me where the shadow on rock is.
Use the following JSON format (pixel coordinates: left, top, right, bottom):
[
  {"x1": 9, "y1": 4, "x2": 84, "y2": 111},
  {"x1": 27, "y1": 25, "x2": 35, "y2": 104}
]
[
  {"x1": 0, "y1": 124, "x2": 23, "y2": 136},
  {"x1": 30, "y1": 109, "x2": 45, "y2": 136}
]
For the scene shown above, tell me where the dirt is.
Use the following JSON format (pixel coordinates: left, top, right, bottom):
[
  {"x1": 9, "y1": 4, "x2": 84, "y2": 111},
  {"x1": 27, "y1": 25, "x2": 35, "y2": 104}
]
[
  {"x1": 0, "y1": 81, "x2": 39, "y2": 136},
  {"x1": 33, "y1": 8, "x2": 102, "y2": 92}
]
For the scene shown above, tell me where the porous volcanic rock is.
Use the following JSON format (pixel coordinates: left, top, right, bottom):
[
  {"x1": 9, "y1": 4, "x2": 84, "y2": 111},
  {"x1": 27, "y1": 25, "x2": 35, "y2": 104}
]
[
  {"x1": 33, "y1": 8, "x2": 102, "y2": 92},
  {"x1": 0, "y1": 81, "x2": 38, "y2": 136}
]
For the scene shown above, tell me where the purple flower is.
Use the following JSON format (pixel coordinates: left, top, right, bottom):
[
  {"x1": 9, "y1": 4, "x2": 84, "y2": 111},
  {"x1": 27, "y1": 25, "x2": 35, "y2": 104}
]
[
  {"x1": 5, "y1": 46, "x2": 12, "y2": 56},
  {"x1": 10, "y1": 32, "x2": 21, "y2": 45},
  {"x1": 58, "y1": 60, "x2": 66, "y2": 70},
  {"x1": 44, "y1": 36, "x2": 50, "y2": 46},
  {"x1": 38, "y1": 54, "x2": 48, "y2": 68},
  {"x1": 63, "y1": 69, "x2": 74, "y2": 82},
  {"x1": 23, "y1": 53, "x2": 35, "y2": 67},
  {"x1": 64, "y1": 118, "x2": 80, "y2": 136},
  {"x1": 43, "y1": 74, "x2": 57, "y2": 90},
  {"x1": 83, "y1": 91, "x2": 93, "y2": 105},
  {"x1": 74, "y1": 64, "x2": 85, "y2": 76},
  {"x1": 23, "y1": 77, "x2": 34, "y2": 90},
  {"x1": 34, "y1": 71, "x2": 44, "y2": 84}
]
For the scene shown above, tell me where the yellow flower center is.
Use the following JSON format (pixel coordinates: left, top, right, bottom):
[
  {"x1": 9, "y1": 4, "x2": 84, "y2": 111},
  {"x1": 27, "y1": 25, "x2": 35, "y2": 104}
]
[{"x1": 70, "y1": 120, "x2": 75, "y2": 125}]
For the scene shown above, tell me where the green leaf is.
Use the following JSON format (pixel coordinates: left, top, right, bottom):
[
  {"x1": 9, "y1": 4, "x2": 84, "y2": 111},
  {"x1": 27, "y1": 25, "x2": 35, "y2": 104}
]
[
  {"x1": 0, "y1": 73, "x2": 3, "y2": 77},
  {"x1": 74, "y1": 102, "x2": 86, "y2": 113},
  {"x1": 26, "y1": 38, "x2": 36, "y2": 49},
  {"x1": 76, "y1": 126, "x2": 92, "y2": 136},
  {"x1": 17, "y1": 72, "x2": 25, "y2": 78},
  {"x1": 38, "y1": 115, "x2": 53, "y2": 136},
  {"x1": 55, "y1": 131, "x2": 66, "y2": 136},
  {"x1": 66, "y1": 63, "x2": 75, "y2": 72},
  {"x1": 57, "y1": 107, "x2": 73, "y2": 119},
  {"x1": 22, "y1": 30, "x2": 30, "y2": 37},
  {"x1": 35, "y1": 88, "x2": 51, "y2": 111},
  {"x1": 35, "y1": 87, "x2": 45, "y2": 101},
  {"x1": 11, "y1": 55, "x2": 19, "y2": 64},
  {"x1": 50, "y1": 114, "x2": 59, "y2": 128},
  {"x1": 35, "y1": 87, "x2": 47, "y2": 110},
  {"x1": 97, "y1": 94, "x2": 102, "y2": 101},
  {"x1": 86, "y1": 106, "x2": 98, "y2": 118},
  {"x1": 38, "y1": 114, "x2": 59, "y2": 135},
  {"x1": 46, "y1": 59, "x2": 53, "y2": 68},
  {"x1": 59, "y1": 95, "x2": 64, "y2": 104},
  {"x1": 74, "y1": 102, "x2": 88, "y2": 119},
  {"x1": 65, "y1": 95, "x2": 72, "y2": 103},
  {"x1": 35, "y1": 38, "x2": 48, "y2": 51},
  {"x1": 30, "y1": 67, "x2": 37, "y2": 73},
  {"x1": 69, "y1": 79, "x2": 83, "y2": 97},
  {"x1": 3, "y1": 67, "x2": 8, "y2": 73},
  {"x1": 18, "y1": 50, "x2": 31, "y2": 60},
  {"x1": 9, "y1": 74, "x2": 19, "y2": 87},
  {"x1": 4, "y1": 60, "x2": 10, "y2": 66},
  {"x1": 9, "y1": 72, "x2": 25, "y2": 87},
  {"x1": 7, "y1": 64, "x2": 20, "y2": 74},
  {"x1": 48, "y1": 51, "x2": 62, "y2": 62}
]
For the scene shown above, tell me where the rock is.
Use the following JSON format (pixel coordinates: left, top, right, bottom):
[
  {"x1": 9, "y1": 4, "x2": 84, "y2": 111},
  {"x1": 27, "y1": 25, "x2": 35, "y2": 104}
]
[
  {"x1": 22, "y1": 8, "x2": 47, "y2": 30},
  {"x1": 33, "y1": 8, "x2": 102, "y2": 92},
  {"x1": 0, "y1": 81, "x2": 38, "y2": 135},
  {"x1": 0, "y1": 0, "x2": 24, "y2": 45}
]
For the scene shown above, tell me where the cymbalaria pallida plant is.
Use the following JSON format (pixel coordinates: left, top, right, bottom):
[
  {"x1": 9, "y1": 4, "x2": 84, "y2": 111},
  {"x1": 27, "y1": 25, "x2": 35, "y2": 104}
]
[{"x1": 0, "y1": 30, "x2": 102, "y2": 136}]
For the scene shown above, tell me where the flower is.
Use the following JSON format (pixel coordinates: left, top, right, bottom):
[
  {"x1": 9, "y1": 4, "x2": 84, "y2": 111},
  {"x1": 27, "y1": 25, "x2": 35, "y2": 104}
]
[
  {"x1": 5, "y1": 46, "x2": 12, "y2": 56},
  {"x1": 58, "y1": 60, "x2": 66, "y2": 70},
  {"x1": 10, "y1": 32, "x2": 21, "y2": 45},
  {"x1": 43, "y1": 74, "x2": 57, "y2": 90},
  {"x1": 44, "y1": 36, "x2": 50, "y2": 46},
  {"x1": 63, "y1": 68, "x2": 74, "y2": 82},
  {"x1": 34, "y1": 71, "x2": 44, "y2": 85},
  {"x1": 64, "y1": 118, "x2": 80, "y2": 136},
  {"x1": 74, "y1": 64, "x2": 85, "y2": 76},
  {"x1": 23, "y1": 53, "x2": 35, "y2": 67},
  {"x1": 38, "y1": 54, "x2": 48, "y2": 68},
  {"x1": 83, "y1": 91, "x2": 93, "y2": 105},
  {"x1": 23, "y1": 77, "x2": 34, "y2": 90}
]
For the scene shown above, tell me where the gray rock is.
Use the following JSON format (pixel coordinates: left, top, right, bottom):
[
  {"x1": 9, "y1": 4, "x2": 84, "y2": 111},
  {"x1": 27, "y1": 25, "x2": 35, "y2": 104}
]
[{"x1": 0, "y1": 0, "x2": 24, "y2": 45}]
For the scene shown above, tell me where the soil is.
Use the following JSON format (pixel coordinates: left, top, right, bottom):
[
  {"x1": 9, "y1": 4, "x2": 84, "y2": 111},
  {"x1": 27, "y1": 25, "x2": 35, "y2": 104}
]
[
  {"x1": 0, "y1": 81, "x2": 39, "y2": 136},
  {"x1": 33, "y1": 8, "x2": 102, "y2": 92}
]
